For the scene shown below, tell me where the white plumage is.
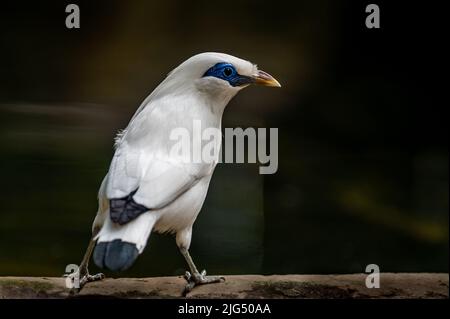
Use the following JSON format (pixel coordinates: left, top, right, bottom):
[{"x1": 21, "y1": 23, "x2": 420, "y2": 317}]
[{"x1": 73, "y1": 52, "x2": 280, "y2": 294}]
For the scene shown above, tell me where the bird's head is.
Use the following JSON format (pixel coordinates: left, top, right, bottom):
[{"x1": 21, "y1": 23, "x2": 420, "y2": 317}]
[{"x1": 161, "y1": 52, "x2": 280, "y2": 104}]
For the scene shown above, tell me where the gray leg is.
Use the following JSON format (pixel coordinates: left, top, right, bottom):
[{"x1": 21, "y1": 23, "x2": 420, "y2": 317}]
[
  {"x1": 66, "y1": 233, "x2": 105, "y2": 295},
  {"x1": 179, "y1": 247, "x2": 225, "y2": 295},
  {"x1": 78, "y1": 238, "x2": 105, "y2": 286}
]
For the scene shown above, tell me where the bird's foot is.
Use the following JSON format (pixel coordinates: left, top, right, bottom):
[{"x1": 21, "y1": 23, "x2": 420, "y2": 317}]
[
  {"x1": 79, "y1": 272, "x2": 105, "y2": 287},
  {"x1": 183, "y1": 270, "x2": 225, "y2": 296},
  {"x1": 64, "y1": 270, "x2": 105, "y2": 296}
]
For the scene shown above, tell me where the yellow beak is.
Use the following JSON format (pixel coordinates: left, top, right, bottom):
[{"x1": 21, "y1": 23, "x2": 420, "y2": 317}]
[{"x1": 252, "y1": 70, "x2": 281, "y2": 87}]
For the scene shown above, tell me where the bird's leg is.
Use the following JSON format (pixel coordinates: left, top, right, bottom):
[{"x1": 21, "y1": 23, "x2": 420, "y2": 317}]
[
  {"x1": 179, "y1": 247, "x2": 225, "y2": 295},
  {"x1": 66, "y1": 235, "x2": 105, "y2": 295},
  {"x1": 78, "y1": 237, "x2": 105, "y2": 285}
]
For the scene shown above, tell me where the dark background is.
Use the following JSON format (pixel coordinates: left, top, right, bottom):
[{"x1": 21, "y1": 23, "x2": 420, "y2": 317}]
[{"x1": 0, "y1": 0, "x2": 447, "y2": 277}]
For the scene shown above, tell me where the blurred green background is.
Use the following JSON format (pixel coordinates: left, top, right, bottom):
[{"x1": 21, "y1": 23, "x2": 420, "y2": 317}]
[{"x1": 0, "y1": 0, "x2": 447, "y2": 277}]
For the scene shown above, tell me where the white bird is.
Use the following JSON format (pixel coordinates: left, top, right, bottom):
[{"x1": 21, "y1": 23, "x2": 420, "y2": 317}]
[{"x1": 72, "y1": 52, "x2": 280, "y2": 294}]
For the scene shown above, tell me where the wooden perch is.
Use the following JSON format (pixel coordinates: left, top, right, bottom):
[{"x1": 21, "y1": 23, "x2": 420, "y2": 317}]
[{"x1": 0, "y1": 274, "x2": 448, "y2": 299}]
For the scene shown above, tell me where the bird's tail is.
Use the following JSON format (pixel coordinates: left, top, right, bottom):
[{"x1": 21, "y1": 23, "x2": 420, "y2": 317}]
[{"x1": 93, "y1": 212, "x2": 157, "y2": 271}]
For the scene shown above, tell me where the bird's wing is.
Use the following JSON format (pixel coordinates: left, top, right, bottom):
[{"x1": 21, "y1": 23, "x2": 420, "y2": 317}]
[
  {"x1": 132, "y1": 157, "x2": 204, "y2": 210},
  {"x1": 105, "y1": 139, "x2": 209, "y2": 222},
  {"x1": 104, "y1": 90, "x2": 216, "y2": 224},
  {"x1": 104, "y1": 141, "x2": 140, "y2": 199}
]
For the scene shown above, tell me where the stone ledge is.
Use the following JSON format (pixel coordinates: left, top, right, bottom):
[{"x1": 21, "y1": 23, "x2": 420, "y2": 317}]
[{"x1": 0, "y1": 273, "x2": 448, "y2": 299}]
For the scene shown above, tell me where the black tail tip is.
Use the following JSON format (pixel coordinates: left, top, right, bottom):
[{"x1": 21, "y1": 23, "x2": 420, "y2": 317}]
[{"x1": 93, "y1": 239, "x2": 139, "y2": 272}]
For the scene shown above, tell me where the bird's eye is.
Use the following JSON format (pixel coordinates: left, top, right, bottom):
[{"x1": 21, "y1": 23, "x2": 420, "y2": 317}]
[{"x1": 223, "y1": 67, "x2": 233, "y2": 77}]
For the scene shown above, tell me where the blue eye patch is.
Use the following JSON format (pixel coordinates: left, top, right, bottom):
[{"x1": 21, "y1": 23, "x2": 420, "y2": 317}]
[{"x1": 203, "y1": 62, "x2": 254, "y2": 87}]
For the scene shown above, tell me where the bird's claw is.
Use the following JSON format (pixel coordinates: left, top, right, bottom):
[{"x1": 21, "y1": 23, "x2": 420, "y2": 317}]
[
  {"x1": 182, "y1": 270, "x2": 225, "y2": 296},
  {"x1": 65, "y1": 271, "x2": 105, "y2": 296},
  {"x1": 80, "y1": 273, "x2": 105, "y2": 286}
]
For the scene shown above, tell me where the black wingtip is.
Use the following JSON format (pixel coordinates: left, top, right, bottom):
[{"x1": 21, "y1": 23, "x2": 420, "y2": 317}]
[
  {"x1": 110, "y1": 191, "x2": 149, "y2": 225},
  {"x1": 93, "y1": 239, "x2": 139, "y2": 272}
]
